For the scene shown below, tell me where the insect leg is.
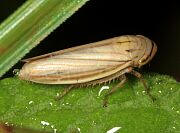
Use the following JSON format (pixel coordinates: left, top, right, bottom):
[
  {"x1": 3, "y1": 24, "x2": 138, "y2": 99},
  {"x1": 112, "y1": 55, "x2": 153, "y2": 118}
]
[
  {"x1": 130, "y1": 70, "x2": 156, "y2": 101},
  {"x1": 55, "y1": 84, "x2": 76, "y2": 100},
  {"x1": 55, "y1": 74, "x2": 118, "y2": 101},
  {"x1": 103, "y1": 75, "x2": 127, "y2": 107},
  {"x1": 55, "y1": 68, "x2": 132, "y2": 103}
]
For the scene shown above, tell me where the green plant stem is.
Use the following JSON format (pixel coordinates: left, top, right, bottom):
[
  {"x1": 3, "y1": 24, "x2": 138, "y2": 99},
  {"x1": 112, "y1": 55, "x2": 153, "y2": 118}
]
[{"x1": 0, "y1": 0, "x2": 89, "y2": 77}]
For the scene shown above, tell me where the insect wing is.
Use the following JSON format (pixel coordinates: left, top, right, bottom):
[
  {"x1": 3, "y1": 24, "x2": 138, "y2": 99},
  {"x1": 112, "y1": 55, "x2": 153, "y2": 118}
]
[{"x1": 19, "y1": 36, "x2": 142, "y2": 84}]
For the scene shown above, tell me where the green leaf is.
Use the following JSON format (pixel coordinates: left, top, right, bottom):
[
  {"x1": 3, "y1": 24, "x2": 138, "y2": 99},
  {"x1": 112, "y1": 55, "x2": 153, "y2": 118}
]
[
  {"x1": 0, "y1": 73, "x2": 179, "y2": 133},
  {"x1": 0, "y1": 0, "x2": 89, "y2": 77}
]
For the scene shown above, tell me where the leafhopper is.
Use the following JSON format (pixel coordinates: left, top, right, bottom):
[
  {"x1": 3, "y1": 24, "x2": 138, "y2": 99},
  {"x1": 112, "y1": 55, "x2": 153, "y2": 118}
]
[{"x1": 19, "y1": 35, "x2": 157, "y2": 106}]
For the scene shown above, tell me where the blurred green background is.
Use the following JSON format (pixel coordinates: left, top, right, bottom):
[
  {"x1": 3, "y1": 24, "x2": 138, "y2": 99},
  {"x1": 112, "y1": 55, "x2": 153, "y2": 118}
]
[{"x1": 0, "y1": 0, "x2": 180, "y2": 81}]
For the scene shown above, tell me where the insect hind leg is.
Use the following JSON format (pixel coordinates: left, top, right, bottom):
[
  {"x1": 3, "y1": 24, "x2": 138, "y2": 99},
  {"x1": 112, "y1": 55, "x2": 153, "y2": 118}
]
[
  {"x1": 55, "y1": 84, "x2": 76, "y2": 100},
  {"x1": 54, "y1": 73, "x2": 121, "y2": 101},
  {"x1": 55, "y1": 67, "x2": 132, "y2": 105},
  {"x1": 103, "y1": 75, "x2": 127, "y2": 107}
]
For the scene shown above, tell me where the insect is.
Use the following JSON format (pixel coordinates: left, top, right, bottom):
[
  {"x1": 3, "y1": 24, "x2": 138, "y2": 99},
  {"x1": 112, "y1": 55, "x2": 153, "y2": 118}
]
[{"x1": 19, "y1": 35, "x2": 157, "y2": 106}]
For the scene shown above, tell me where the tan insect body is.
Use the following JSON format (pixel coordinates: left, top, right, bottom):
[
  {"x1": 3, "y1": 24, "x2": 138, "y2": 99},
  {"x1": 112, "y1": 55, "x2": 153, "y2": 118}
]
[{"x1": 19, "y1": 35, "x2": 157, "y2": 85}]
